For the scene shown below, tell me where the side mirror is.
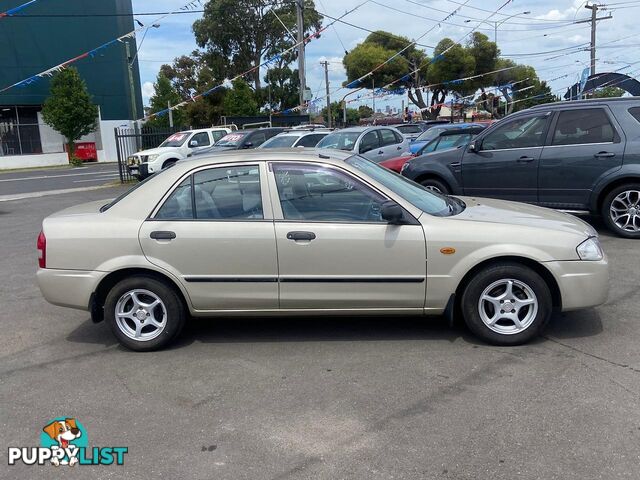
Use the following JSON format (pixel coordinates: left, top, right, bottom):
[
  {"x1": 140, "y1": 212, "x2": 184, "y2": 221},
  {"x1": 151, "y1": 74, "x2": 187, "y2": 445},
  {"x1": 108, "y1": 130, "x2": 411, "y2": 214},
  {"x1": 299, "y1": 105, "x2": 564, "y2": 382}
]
[
  {"x1": 243, "y1": 142, "x2": 254, "y2": 149},
  {"x1": 380, "y1": 201, "x2": 404, "y2": 224},
  {"x1": 468, "y1": 141, "x2": 480, "y2": 152},
  {"x1": 189, "y1": 140, "x2": 199, "y2": 148}
]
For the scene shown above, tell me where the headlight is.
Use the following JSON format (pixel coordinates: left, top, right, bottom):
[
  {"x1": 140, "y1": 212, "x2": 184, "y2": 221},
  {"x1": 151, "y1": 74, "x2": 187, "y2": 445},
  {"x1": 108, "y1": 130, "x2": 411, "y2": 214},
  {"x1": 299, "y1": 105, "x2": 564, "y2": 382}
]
[
  {"x1": 146, "y1": 154, "x2": 159, "y2": 163},
  {"x1": 576, "y1": 237, "x2": 603, "y2": 261},
  {"x1": 127, "y1": 156, "x2": 138, "y2": 166}
]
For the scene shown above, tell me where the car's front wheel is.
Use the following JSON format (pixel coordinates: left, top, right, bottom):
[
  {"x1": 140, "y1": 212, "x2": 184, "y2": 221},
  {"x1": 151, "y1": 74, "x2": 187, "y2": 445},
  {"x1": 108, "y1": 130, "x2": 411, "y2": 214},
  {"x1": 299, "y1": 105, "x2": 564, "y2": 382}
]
[
  {"x1": 461, "y1": 263, "x2": 552, "y2": 345},
  {"x1": 419, "y1": 178, "x2": 450, "y2": 194},
  {"x1": 602, "y1": 184, "x2": 640, "y2": 238},
  {"x1": 104, "y1": 276, "x2": 185, "y2": 351}
]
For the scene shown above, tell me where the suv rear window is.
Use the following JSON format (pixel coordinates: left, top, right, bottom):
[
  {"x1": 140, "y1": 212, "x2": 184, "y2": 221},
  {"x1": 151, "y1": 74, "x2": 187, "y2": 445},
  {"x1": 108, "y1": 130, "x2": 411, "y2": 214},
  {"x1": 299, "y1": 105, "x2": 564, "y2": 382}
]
[
  {"x1": 552, "y1": 108, "x2": 615, "y2": 145},
  {"x1": 628, "y1": 107, "x2": 640, "y2": 124}
]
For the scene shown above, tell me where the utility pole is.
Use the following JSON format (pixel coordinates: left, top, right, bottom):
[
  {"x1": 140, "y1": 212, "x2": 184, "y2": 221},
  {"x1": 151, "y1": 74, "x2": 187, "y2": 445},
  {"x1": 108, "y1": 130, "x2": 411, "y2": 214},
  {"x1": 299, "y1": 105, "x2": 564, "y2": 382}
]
[
  {"x1": 321, "y1": 60, "x2": 331, "y2": 128},
  {"x1": 296, "y1": 0, "x2": 306, "y2": 110},
  {"x1": 124, "y1": 41, "x2": 138, "y2": 122},
  {"x1": 168, "y1": 101, "x2": 174, "y2": 128},
  {"x1": 579, "y1": 3, "x2": 613, "y2": 78}
]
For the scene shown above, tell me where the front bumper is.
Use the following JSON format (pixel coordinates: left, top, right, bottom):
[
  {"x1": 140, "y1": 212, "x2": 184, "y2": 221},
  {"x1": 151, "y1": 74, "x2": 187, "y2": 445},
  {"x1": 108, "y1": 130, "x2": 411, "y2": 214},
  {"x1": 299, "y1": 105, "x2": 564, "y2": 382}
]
[
  {"x1": 37, "y1": 268, "x2": 107, "y2": 311},
  {"x1": 544, "y1": 258, "x2": 609, "y2": 311}
]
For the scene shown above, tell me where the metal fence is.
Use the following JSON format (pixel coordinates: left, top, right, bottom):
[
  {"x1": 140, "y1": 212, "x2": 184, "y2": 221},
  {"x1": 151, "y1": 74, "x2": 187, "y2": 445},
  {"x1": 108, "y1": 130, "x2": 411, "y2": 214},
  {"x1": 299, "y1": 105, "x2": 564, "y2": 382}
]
[{"x1": 114, "y1": 125, "x2": 186, "y2": 182}]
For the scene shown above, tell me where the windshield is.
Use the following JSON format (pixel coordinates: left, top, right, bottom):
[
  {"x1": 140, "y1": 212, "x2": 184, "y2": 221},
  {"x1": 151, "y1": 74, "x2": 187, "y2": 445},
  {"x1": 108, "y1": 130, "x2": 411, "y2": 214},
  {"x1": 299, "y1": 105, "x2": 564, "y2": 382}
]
[
  {"x1": 159, "y1": 131, "x2": 191, "y2": 147},
  {"x1": 316, "y1": 131, "x2": 361, "y2": 151},
  {"x1": 396, "y1": 125, "x2": 422, "y2": 134},
  {"x1": 346, "y1": 155, "x2": 464, "y2": 217},
  {"x1": 259, "y1": 135, "x2": 298, "y2": 148},
  {"x1": 215, "y1": 132, "x2": 249, "y2": 147},
  {"x1": 415, "y1": 127, "x2": 446, "y2": 143}
]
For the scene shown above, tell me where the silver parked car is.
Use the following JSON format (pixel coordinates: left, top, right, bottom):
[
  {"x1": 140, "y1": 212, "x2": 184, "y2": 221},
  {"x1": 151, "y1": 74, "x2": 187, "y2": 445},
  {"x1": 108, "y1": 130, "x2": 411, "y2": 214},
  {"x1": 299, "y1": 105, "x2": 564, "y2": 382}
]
[
  {"x1": 316, "y1": 126, "x2": 410, "y2": 162},
  {"x1": 37, "y1": 149, "x2": 608, "y2": 351}
]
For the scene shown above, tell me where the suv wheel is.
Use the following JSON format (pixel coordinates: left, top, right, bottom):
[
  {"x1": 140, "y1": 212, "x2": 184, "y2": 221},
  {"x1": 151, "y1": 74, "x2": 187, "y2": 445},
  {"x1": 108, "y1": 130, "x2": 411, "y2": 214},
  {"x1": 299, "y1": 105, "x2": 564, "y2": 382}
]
[
  {"x1": 602, "y1": 184, "x2": 640, "y2": 238},
  {"x1": 419, "y1": 178, "x2": 450, "y2": 194},
  {"x1": 104, "y1": 276, "x2": 185, "y2": 351},
  {"x1": 461, "y1": 263, "x2": 552, "y2": 346}
]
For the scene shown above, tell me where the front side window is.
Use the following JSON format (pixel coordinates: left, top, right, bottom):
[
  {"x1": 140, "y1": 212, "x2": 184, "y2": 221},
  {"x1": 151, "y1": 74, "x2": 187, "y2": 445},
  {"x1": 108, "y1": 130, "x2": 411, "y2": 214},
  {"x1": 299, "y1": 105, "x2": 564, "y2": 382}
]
[
  {"x1": 190, "y1": 132, "x2": 210, "y2": 147},
  {"x1": 551, "y1": 108, "x2": 615, "y2": 146},
  {"x1": 436, "y1": 133, "x2": 472, "y2": 151},
  {"x1": 296, "y1": 133, "x2": 327, "y2": 147},
  {"x1": 481, "y1": 115, "x2": 549, "y2": 151},
  {"x1": 155, "y1": 165, "x2": 263, "y2": 220},
  {"x1": 272, "y1": 163, "x2": 387, "y2": 222},
  {"x1": 261, "y1": 135, "x2": 298, "y2": 148},
  {"x1": 249, "y1": 132, "x2": 267, "y2": 147},
  {"x1": 316, "y1": 131, "x2": 361, "y2": 151}
]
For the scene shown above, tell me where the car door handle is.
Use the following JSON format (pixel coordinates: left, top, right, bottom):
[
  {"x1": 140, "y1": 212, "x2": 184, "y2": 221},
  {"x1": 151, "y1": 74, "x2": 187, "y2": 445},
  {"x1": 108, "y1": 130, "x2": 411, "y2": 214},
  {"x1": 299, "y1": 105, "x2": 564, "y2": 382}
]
[
  {"x1": 377, "y1": 150, "x2": 384, "y2": 154},
  {"x1": 397, "y1": 146, "x2": 402, "y2": 150},
  {"x1": 150, "y1": 231, "x2": 176, "y2": 240},
  {"x1": 517, "y1": 156, "x2": 535, "y2": 163},
  {"x1": 287, "y1": 231, "x2": 316, "y2": 241},
  {"x1": 594, "y1": 151, "x2": 615, "y2": 158}
]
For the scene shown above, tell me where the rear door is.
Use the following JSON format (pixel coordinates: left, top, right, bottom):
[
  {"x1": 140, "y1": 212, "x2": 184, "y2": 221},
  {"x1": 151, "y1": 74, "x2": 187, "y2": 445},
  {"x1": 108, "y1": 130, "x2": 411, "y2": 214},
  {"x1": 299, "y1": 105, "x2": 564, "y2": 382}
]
[
  {"x1": 268, "y1": 161, "x2": 426, "y2": 310},
  {"x1": 461, "y1": 112, "x2": 551, "y2": 202},
  {"x1": 378, "y1": 129, "x2": 406, "y2": 161},
  {"x1": 139, "y1": 163, "x2": 278, "y2": 311},
  {"x1": 538, "y1": 107, "x2": 624, "y2": 209}
]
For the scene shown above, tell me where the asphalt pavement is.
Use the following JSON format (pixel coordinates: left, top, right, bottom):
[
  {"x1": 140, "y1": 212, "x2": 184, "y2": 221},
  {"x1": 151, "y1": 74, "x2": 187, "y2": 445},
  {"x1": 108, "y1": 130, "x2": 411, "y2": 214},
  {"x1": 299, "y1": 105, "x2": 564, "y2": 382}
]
[{"x1": 1, "y1": 184, "x2": 639, "y2": 479}]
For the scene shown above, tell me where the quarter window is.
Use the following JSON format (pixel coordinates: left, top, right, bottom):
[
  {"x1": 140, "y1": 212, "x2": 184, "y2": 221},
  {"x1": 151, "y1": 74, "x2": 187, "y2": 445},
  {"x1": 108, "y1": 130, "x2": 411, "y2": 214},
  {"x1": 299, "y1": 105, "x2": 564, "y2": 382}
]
[
  {"x1": 481, "y1": 115, "x2": 549, "y2": 150},
  {"x1": 551, "y1": 108, "x2": 615, "y2": 145},
  {"x1": 272, "y1": 163, "x2": 387, "y2": 222},
  {"x1": 155, "y1": 165, "x2": 263, "y2": 220}
]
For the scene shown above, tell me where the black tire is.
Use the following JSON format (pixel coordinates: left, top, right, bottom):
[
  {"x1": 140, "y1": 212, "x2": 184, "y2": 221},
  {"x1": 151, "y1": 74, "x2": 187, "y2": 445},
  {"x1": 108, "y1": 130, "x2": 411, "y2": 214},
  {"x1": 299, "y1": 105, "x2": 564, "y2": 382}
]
[
  {"x1": 104, "y1": 276, "x2": 185, "y2": 351},
  {"x1": 419, "y1": 178, "x2": 450, "y2": 194},
  {"x1": 460, "y1": 262, "x2": 552, "y2": 346},
  {"x1": 601, "y1": 183, "x2": 640, "y2": 238},
  {"x1": 162, "y1": 159, "x2": 177, "y2": 170}
]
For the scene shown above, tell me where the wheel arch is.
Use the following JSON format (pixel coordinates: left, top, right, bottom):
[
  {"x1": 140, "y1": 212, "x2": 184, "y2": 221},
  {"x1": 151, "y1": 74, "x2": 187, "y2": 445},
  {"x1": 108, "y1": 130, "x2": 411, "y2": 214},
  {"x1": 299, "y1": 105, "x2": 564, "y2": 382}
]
[
  {"x1": 162, "y1": 158, "x2": 180, "y2": 169},
  {"x1": 594, "y1": 175, "x2": 640, "y2": 213},
  {"x1": 414, "y1": 172, "x2": 452, "y2": 191},
  {"x1": 91, "y1": 267, "x2": 191, "y2": 323},
  {"x1": 454, "y1": 256, "x2": 562, "y2": 310}
]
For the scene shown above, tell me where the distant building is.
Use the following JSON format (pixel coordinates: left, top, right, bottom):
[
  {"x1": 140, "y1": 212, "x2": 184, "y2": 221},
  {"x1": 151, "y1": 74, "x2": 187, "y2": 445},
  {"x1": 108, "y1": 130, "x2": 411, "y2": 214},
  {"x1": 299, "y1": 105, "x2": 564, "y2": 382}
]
[{"x1": 0, "y1": 0, "x2": 142, "y2": 168}]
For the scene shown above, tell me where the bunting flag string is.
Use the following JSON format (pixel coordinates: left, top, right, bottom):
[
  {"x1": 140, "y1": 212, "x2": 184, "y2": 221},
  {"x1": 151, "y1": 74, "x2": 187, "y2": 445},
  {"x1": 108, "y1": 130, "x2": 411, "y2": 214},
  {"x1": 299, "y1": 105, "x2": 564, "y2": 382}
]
[
  {"x1": 0, "y1": 0, "x2": 39, "y2": 18},
  {"x1": 0, "y1": 0, "x2": 206, "y2": 94},
  {"x1": 144, "y1": 0, "x2": 371, "y2": 120}
]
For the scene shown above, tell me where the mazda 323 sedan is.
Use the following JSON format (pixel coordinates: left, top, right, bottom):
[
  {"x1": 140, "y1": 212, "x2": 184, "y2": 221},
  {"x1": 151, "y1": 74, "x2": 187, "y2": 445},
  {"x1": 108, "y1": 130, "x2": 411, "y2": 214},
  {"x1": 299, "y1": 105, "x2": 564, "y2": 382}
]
[{"x1": 37, "y1": 150, "x2": 609, "y2": 351}]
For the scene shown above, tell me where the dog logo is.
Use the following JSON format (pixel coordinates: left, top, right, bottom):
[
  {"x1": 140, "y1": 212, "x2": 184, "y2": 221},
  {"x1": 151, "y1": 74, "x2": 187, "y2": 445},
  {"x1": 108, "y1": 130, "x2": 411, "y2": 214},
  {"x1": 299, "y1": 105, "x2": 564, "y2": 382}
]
[{"x1": 42, "y1": 418, "x2": 83, "y2": 466}]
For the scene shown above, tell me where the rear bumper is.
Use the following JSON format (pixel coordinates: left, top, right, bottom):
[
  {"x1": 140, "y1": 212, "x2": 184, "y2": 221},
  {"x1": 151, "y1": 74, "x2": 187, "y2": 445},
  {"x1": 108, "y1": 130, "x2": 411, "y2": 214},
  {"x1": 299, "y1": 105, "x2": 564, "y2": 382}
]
[
  {"x1": 37, "y1": 268, "x2": 106, "y2": 311},
  {"x1": 544, "y1": 258, "x2": 609, "y2": 311}
]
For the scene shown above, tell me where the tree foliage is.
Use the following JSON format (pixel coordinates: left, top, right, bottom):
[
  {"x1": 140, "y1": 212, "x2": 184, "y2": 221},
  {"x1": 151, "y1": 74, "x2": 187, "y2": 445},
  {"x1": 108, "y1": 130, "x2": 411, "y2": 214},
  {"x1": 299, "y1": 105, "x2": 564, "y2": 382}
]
[
  {"x1": 146, "y1": 73, "x2": 187, "y2": 128},
  {"x1": 223, "y1": 79, "x2": 258, "y2": 116},
  {"x1": 41, "y1": 67, "x2": 98, "y2": 162},
  {"x1": 593, "y1": 86, "x2": 625, "y2": 98}
]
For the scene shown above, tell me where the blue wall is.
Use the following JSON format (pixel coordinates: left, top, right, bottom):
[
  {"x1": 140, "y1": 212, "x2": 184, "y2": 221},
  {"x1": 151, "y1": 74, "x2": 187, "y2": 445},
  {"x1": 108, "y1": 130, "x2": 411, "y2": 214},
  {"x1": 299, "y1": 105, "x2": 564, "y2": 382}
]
[{"x1": 0, "y1": 0, "x2": 142, "y2": 120}]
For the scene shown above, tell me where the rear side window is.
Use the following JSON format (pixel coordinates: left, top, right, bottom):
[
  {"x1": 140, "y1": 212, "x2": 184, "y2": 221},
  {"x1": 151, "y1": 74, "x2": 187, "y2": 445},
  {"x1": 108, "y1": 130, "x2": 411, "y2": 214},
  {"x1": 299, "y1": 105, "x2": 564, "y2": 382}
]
[
  {"x1": 249, "y1": 132, "x2": 267, "y2": 147},
  {"x1": 155, "y1": 165, "x2": 263, "y2": 220},
  {"x1": 552, "y1": 108, "x2": 615, "y2": 145},
  {"x1": 211, "y1": 130, "x2": 227, "y2": 142},
  {"x1": 379, "y1": 129, "x2": 399, "y2": 146}
]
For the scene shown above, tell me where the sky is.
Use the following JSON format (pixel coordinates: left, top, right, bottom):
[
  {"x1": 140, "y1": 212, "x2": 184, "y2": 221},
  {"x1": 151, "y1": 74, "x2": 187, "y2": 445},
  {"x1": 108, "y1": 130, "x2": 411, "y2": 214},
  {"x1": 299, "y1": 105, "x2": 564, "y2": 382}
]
[{"x1": 131, "y1": 0, "x2": 640, "y2": 112}]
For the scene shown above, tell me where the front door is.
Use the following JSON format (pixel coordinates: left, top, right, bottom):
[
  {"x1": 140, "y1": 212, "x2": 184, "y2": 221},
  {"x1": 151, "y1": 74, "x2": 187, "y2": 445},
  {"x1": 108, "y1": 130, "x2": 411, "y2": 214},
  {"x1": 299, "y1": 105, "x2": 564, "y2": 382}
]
[
  {"x1": 139, "y1": 163, "x2": 278, "y2": 311},
  {"x1": 538, "y1": 107, "x2": 625, "y2": 209},
  {"x1": 461, "y1": 113, "x2": 551, "y2": 202},
  {"x1": 268, "y1": 162, "x2": 426, "y2": 310}
]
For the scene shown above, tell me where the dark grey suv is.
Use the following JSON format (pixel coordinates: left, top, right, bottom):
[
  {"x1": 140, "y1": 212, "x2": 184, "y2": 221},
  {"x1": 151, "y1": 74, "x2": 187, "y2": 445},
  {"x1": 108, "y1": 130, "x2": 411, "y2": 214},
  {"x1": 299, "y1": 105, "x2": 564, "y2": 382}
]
[{"x1": 401, "y1": 98, "x2": 640, "y2": 238}]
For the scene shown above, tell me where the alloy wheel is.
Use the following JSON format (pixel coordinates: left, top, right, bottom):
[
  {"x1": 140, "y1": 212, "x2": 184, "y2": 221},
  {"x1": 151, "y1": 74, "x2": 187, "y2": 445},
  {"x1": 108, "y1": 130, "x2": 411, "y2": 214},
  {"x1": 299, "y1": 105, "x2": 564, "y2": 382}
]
[
  {"x1": 115, "y1": 289, "x2": 167, "y2": 341},
  {"x1": 610, "y1": 190, "x2": 640, "y2": 233},
  {"x1": 477, "y1": 279, "x2": 538, "y2": 335}
]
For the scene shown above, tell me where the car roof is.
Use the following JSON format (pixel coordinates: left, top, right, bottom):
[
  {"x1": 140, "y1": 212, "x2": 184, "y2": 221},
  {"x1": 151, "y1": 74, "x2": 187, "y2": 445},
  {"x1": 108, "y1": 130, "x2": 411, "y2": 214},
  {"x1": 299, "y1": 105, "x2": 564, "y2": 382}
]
[
  {"x1": 529, "y1": 97, "x2": 640, "y2": 109},
  {"x1": 275, "y1": 130, "x2": 331, "y2": 137},
  {"x1": 331, "y1": 126, "x2": 400, "y2": 133},
  {"x1": 428, "y1": 123, "x2": 486, "y2": 132}
]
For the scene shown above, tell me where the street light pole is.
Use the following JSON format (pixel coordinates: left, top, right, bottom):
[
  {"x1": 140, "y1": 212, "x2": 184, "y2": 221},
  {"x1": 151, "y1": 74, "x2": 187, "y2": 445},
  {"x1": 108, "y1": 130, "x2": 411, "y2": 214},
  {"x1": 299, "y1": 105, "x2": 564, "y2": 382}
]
[{"x1": 466, "y1": 11, "x2": 530, "y2": 45}]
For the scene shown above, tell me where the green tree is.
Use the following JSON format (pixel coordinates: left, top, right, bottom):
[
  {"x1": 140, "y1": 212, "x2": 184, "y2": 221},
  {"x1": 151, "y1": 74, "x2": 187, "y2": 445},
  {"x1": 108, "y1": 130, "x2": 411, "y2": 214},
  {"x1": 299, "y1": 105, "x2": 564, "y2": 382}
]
[
  {"x1": 146, "y1": 73, "x2": 187, "y2": 128},
  {"x1": 223, "y1": 79, "x2": 258, "y2": 116},
  {"x1": 262, "y1": 64, "x2": 299, "y2": 111},
  {"x1": 41, "y1": 67, "x2": 98, "y2": 164},
  {"x1": 593, "y1": 86, "x2": 625, "y2": 98},
  {"x1": 320, "y1": 101, "x2": 361, "y2": 126},
  {"x1": 193, "y1": 0, "x2": 322, "y2": 91}
]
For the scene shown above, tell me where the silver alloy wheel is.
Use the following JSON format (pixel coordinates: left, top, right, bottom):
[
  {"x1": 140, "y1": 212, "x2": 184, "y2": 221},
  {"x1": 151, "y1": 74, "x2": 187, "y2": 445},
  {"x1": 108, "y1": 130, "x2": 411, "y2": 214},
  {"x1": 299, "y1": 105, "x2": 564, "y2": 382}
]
[
  {"x1": 478, "y1": 279, "x2": 538, "y2": 335},
  {"x1": 424, "y1": 185, "x2": 442, "y2": 193},
  {"x1": 115, "y1": 289, "x2": 167, "y2": 341},
  {"x1": 610, "y1": 190, "x2": 640, "y2": 232}
]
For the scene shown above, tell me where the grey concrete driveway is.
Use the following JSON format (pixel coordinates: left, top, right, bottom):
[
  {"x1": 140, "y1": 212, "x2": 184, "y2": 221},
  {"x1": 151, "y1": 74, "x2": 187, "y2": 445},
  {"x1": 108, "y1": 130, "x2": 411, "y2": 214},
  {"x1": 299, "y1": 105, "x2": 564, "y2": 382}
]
[{"x1": 1, "y1": 187, "x2": 639, "y2": 479}]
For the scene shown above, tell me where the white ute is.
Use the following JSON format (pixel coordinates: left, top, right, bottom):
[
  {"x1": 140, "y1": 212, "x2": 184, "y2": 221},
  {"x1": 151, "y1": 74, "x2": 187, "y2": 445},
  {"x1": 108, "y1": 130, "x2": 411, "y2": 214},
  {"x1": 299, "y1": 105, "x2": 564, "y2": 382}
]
[{"x1": 127, "y1": 127, "x2": 232, "y2": 179}]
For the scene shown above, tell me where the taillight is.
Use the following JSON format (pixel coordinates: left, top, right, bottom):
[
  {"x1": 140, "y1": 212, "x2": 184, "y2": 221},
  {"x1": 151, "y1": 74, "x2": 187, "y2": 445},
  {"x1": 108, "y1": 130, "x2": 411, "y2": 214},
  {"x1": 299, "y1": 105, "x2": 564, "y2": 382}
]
[{"x1": 37, "y1": 230, "x2": 46, "y2": 268}]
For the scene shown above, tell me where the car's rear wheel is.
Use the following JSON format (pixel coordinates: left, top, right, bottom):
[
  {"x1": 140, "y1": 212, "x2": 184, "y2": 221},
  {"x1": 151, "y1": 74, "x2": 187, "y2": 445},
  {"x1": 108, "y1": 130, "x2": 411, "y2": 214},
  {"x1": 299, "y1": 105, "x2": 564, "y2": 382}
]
[
  {"x1": 461, "y1": 263, "x2": 552, "y2": 345},
  {"x1": 602, "y1": 184, "x2": 640, "y2": 238},
  {"x1": 104, "y1": 276, "x2": 185, "y2": 351},
  {"x1": 419, "y1": 178, "x2": 450, "y2": 194}
]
